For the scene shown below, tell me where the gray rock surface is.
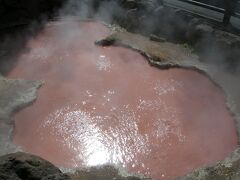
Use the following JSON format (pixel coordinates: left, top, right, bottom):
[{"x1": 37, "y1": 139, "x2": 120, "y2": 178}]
[
  {"x1": 69, "y1": 165, "x2": 147, "y2": 180},
  {"x1": 95, "y1": 30, "x2": 198, "y2": 63},
  {"x1": 0, "y1": 77, "x2": 42, "y2": 123},
  {"x1": 0, "y1": 77, "x2": 42, "y2": 156},
  {"x1": 179, "y1": 148, "x2": 240, "y2": 180},
  {"x1": 0, "y1": 152, "x2": 68, "y2": 180},
  {"x1": 0, "y1": 152, "x2": 147, "y2": 180}
]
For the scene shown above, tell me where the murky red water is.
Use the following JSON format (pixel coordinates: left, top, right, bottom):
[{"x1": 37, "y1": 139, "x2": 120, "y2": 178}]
[{"x1": 7, "y1": 20, "x2": 238, "y2": 179}]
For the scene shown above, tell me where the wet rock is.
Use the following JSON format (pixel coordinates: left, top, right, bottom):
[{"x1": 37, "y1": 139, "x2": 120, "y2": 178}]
[
  {"x1": 180, "y1": 148, "x2": 240, "y2": 180},
  {"x1": 0, "y1": 152, "x2": 67, "y2": 180},
  {"x1": 70, "y1": 165, "x2": 147, "y2": 180},
  {"x1": 0, "y1": 77, "x2": 42, "y2": 123},
  {"x1": 0, "y1": 77, "x2": 42, "y2": 156},
  {"x1": 149, "y1": 34, "x2": 166, "y2": 42},
  {"x1": 0, "y1": 152, "x2": 148, "y2": 180},
  {"x1": 96, "y1": 30, "x2": 198, "y2": 63},
  {"x1": 95, "y1": 38, "x2": 116, "y2": 46}
]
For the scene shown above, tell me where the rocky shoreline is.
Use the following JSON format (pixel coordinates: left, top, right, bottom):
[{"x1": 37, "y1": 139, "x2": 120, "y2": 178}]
[{"x1": 0, "y1": 152, "x2": 147, "y2": 180}]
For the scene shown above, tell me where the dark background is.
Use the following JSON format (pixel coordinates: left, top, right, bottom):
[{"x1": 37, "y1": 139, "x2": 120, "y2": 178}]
[{"x1": 192, "y1": 0, "x2": 240, "y2": 13}]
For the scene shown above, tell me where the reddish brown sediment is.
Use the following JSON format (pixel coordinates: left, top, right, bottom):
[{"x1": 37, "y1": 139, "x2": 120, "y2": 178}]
[{"x1": 7, "y1": 20, "x2": 238, "y2": 179}]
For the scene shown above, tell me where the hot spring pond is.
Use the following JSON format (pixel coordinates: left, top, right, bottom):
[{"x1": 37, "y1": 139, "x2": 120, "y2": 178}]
[{"x1": 7, "y1": 20, "x2": 238, "y2": 179}]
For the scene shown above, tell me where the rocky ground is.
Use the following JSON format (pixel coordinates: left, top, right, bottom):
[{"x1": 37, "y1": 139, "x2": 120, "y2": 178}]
[
  {"x1": 1, "y1": 0, "x2": 240, "y2": 179},
  {"x1": 0, "y1": 152, "x2": 147, "y2": 180}
]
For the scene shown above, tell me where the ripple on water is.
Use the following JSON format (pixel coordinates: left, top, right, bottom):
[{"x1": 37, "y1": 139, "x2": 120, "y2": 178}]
[{"x1": 7, "y1": 20, "x2": 238, "y2": 179}]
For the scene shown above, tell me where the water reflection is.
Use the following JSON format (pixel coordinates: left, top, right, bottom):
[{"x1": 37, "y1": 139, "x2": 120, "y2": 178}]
[{"x1": 8, "y1": 20, "x2": 238, "y2": 179}]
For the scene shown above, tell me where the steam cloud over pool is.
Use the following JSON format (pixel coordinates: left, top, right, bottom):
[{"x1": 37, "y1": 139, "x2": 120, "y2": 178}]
[{"x1": 7, "y1": 20, "x2": 237, "y2": 179}]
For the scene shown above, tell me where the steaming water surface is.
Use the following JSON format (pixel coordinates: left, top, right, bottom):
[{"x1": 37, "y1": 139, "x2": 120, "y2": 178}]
[{"x1": 7, "y1": 20, "x2": 238, "y2": 179}]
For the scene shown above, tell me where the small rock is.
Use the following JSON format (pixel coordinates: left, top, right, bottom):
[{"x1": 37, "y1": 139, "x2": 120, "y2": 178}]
[
  {"x1": 195, "y1": 24, "x2": 214, "y2": 34},
  {"x1": 95, "y1": 38, "x2": 115, "y2": 46},
  {"x1": 149, "y1": 34, "x2": 166, "y2": 42}
]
